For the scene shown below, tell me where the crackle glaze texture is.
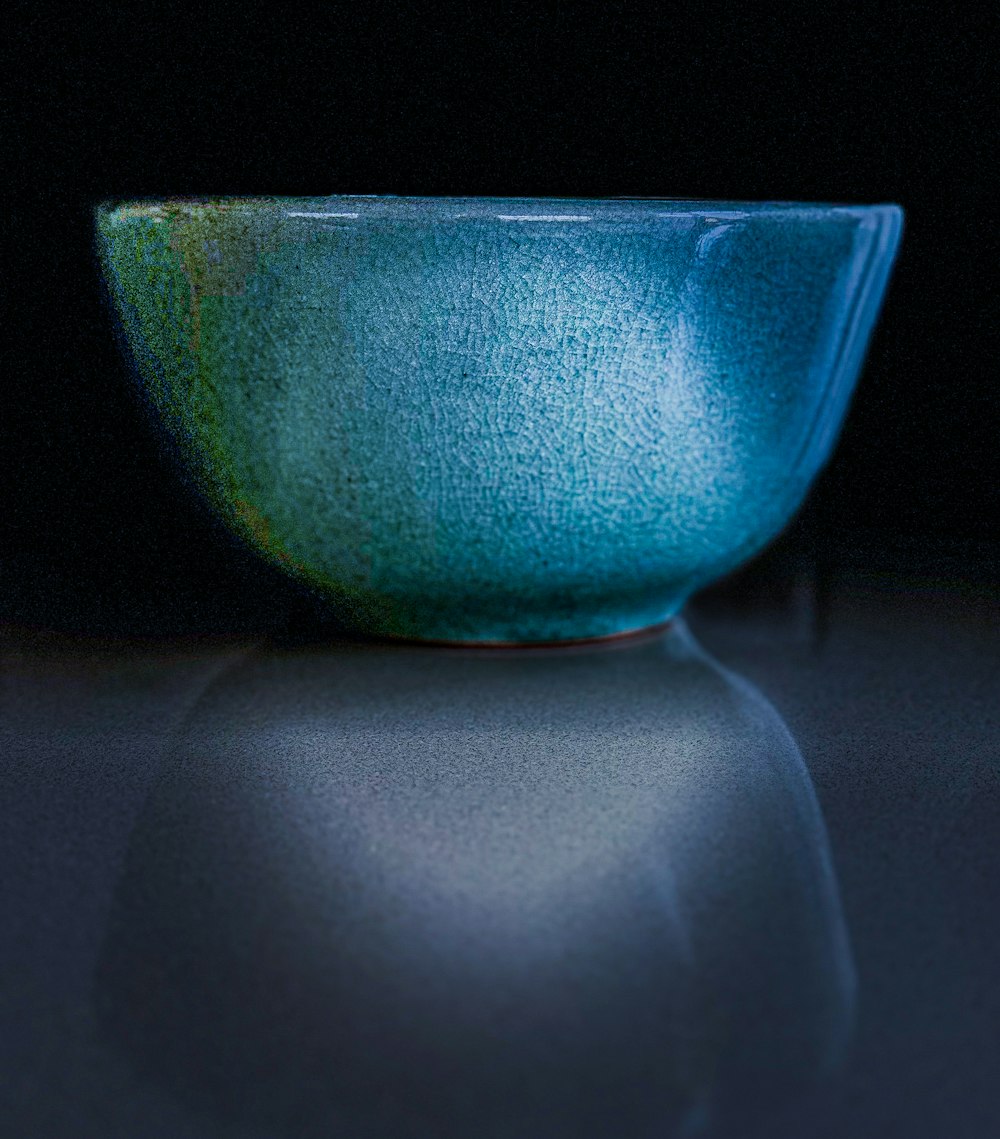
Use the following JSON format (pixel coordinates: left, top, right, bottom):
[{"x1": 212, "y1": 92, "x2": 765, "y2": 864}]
[{"x1": 96, "y1": 197, "x2": 902, "y2": 642}]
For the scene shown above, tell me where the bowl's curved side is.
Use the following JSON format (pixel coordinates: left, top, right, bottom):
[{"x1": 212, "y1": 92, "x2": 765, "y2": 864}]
[
  {"x1": 95, "y1": 203, "x2": 902, "y2": 643},
  {"x1": 784, "y1": 205, "x2": 904, "y2": 490},
  {"x1": 677, "y1": 203, "x2": 904, "y2": 590}
]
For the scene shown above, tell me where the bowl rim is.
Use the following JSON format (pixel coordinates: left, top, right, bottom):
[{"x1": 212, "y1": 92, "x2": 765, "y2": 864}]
[{"x1": 95, "y1": 195, "x2": 903, "y2": 222}]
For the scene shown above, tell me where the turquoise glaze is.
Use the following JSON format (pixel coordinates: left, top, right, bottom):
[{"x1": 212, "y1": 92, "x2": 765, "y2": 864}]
[{"x1": 96, "y1": 197, "x2": 903, "y2": 643}]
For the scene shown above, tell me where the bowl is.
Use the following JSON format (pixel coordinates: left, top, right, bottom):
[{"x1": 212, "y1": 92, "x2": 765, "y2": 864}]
[{"x1": 95, "y1": 196, "x2": 902, "y2": 644}]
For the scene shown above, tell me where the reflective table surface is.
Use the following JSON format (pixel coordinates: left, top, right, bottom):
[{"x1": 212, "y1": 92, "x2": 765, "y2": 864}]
[{"x1": 2, "y1": 550, "x2": 997, "y2": 1137}]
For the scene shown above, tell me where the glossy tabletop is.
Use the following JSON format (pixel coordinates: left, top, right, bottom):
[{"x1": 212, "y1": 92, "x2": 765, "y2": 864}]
[{"x1": 1, "y1": 547, "x2": 997, "y2": 1138}]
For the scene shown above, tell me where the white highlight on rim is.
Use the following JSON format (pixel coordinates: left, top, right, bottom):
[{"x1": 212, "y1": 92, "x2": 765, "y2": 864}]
[
  {"x1": 495, "y1": 214, "x2": 593, "y2": 222},
  {"x1": 286, "y1": 211, "x2": 361, "y2": 219}
]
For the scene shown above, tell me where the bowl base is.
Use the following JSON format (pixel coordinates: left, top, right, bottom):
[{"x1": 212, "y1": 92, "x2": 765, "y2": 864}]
[{"x1": 370, "y1": 616, "x2": 678, "y2": 652}]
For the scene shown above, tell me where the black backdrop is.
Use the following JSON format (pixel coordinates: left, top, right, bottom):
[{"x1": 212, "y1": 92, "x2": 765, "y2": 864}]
[{"x1": 6, "y1": 4, "x2": 996, "y2": 636}]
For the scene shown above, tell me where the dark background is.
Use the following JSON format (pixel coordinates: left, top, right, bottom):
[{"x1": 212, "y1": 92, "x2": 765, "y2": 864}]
[{"x1": 5, "y1": 3, "x2": 996, "y2": 637}]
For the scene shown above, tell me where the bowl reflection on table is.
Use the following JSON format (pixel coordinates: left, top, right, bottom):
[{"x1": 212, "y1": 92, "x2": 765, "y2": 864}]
[
  {"x1": 96, "y1": 197, "x2": 902, "y2": 642},
  {"x1": 95, "y1": 622, "x2": 855, "y2": 1138}
]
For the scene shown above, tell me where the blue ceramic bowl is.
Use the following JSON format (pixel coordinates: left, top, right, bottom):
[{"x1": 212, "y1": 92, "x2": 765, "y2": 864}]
[{"x1": 96, "y1": 197, "x2": 902, "y2": 643}]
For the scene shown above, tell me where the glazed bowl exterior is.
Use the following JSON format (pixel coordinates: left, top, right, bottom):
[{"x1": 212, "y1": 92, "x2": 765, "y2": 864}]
[{"x1": 96, "y1": 197, "x2": 902, "y2": 643}]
